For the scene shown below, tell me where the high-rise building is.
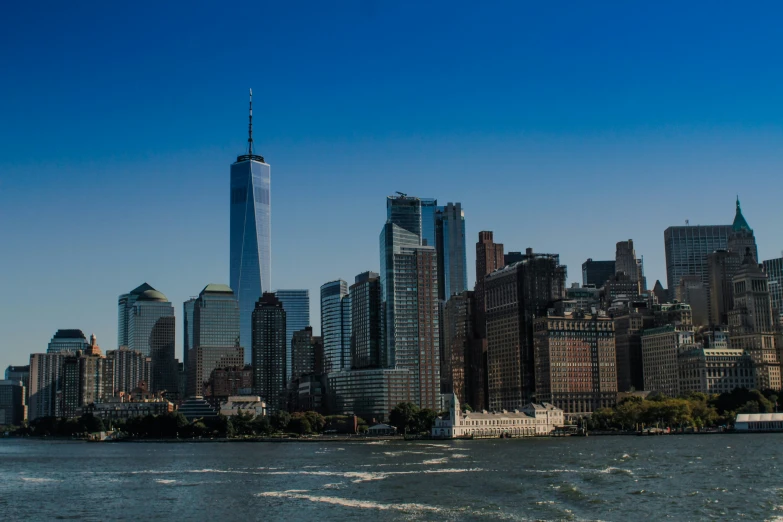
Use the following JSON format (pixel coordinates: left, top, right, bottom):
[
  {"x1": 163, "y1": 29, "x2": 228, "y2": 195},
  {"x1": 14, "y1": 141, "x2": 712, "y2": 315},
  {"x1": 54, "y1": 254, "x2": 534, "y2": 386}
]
[
  {"x1": 349, "y1": 271, "x2": 383, "y2": 370},
  {"x1": 208, "y1": 366, "x2": 253, "y2": 397},
  {"x1": 327, "y1": 368, "x2": 412, "y2": 422},
  {"x1": 729, "y1": 249, "x2": 781, "y2": 390},
  {"x1": 442, "y1": 291, "x2": 479, "y2": 406},
  {"x1": 291, "y1": 327, "x2": 323, "y2": 379},
  {"x1": 274, "y1": 289, "x2": 310, "y2": 381},
  {"x1": 320, "y1": 280, "x2": 352, "y2": 373},
  {"x1": 106, "y1": 347, "x2": 150, "y2": 394},
  {"x1": 28, "y1": 352, "x2": 65, "y2": 420},
  {"x1": 763, "y1": 257, "x2": 783, "y2": 323},
  {"x1": 252, "y1": 293, "x2": 287, "y2": 412},
  {"x1": 675, "y1": 275, "x2": 709, "y2": 327},
  {"x1": 126, "y1": 286, "x2": 176, "y2": 397},
  {"x1": 117, "y1": 282, "x2": 155, "y2": 348},
  {"x1": 533, "y1": 312, "x2": 617, "y2": 415},
  {"x1": 641, "y1": 325, "x2": 696, "y2": 396},
  {"x1": 435, "y1": 202, "x2": 468, "y2": 300},
  {"x1": 615, "y1": 240, "x2": 644, "y2": 288},
  {"x1": 664, "y1": 224, "x2": 732, "y2": 300},
  {"x1": 387, "y1": 193, "x2": 422, "y2": 241},
  {"x1": 473, "y1": 231, "x2": 505, "y2": 409},
  {"x1": 4, "y1": 366, "x2": 29, "y2": 394},
  {"x1": 614, "y1": 306, "x2": 655, "y2": 392},
  {"x1": 420, "y1": 197, "x2": 438, "y2": 248},
  {"x1": 581, "y1": 259, "x2": 615, "y2": 287},
  {"x1": 0, "y1": 380, "x2": 26, "y2": 426},
  {"x1": 77, "y1": 337, "x2": 114, "y2": 409},
  {"x1": 652, "y1": 281, "x2": 667, "y2": 304},
  {"x1": 486, "y1": 249, "x2": 567, "y2": 410},
  {"x1": 504, "y1": 252, "x2": 524, "y2": 266},
  {"x1": 183, "y1": 297, "x2": 197, "y2": 373},
  {"x1": 187, "y1": 284, "x2": 244, "y2": 397},
  {"x1": 230, "y1": 90, "x2": 272, "y2": 363},
  {"x1": 679, "y1": 347, "x2": 756, "y2": 395},
  {"x1": 47, "y1": 329, "x2": 88, "y2": 354}
]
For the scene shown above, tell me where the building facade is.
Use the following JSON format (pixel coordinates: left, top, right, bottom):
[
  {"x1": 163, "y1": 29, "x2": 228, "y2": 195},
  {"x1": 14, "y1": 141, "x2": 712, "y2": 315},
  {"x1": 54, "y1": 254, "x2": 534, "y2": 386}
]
[
  {"x1": 47, "y1": 329, "x2": 88, "y2": 354},
  {"x1": 678, "y1": 348, "x2": 756, "y2": 395},
  {"x1": 230, "y1": 92, "x2": 272, "y2": 362},
  {"x1": 442, "y1": 291, "x2": 477, "y2": 405},
  {"x1": 0, "y1": 380, "x2": 26, "y2": 426},
  {"x1": 107, "y1": 347, "x2": 150, "y2": 395},
  {"x1": 291, "y1": 327, "x2": 322, "y2": 379},
  {"x1": 616, "y1": 240, "x2": 644, "y2": 288},
  {"x1": 613, "y1": 308, "x2": 654, "y2": 392},
  {"x1": 485, "y1": 249, "x2": 567, "y2": 410},
  {"x1": 28, "y1": 353, "x2": 65, "y2": 420},
  {"x1": 435, "y1": 202, "x2": 468, "y2": 300},
  {"x1": 641, "y1": 325, "x2": 695, "y2": 396},
  {"x1": 582, "y1": 259, "x2": 615, "y2": 287},
  {"x1": 251, "y1": 293, "x2": 287, "y2": 412},
  {"x1": 763, "y1": 257, "x2": 783, "y2": 323},
  {"x1": 349, "y1": 271, "x2": 383, "y2": 370},
  {"x1": 387, "y1": 193, "x2": 422, "y2": 240},
  {"x1": 187, "y1": 284, "x2": 244, "y2": 397},
  {"x1": 126, "y1": 287, "x2": 176, "y2": 396},
  {"x1": 533, "y1": 313, "x2": 617, "y2": 415},
  {"x1": 320, "y1": 280, "x2": 352, "y2": 374},
  {"x1": 274, "y1": 289, "x2": 310, "y2": 381},
  {"x1": 327, "y1": 368, "x2": 411, "y2": 422},
  {"x1": 664, "y1": 224, "x2": 732, "y2": 300}
]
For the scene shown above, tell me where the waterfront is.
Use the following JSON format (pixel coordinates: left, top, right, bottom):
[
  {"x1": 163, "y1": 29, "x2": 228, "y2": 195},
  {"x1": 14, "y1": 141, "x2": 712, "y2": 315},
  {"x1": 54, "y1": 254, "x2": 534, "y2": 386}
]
[{"x1": 1, "y1": 435, "x2": 781, "y2": 521}]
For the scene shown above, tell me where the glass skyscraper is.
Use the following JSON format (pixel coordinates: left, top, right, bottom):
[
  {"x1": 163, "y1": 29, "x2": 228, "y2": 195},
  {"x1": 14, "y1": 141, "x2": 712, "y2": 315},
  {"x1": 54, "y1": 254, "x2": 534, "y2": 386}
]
[
  {"x1": 435, "y1": 202, "x2": 468, "y2": 300},
  {"x1": 320, "y1": 280, "x2": 351, "y2": 374},
  {"x1": 127, "y1": 287, "x2": 176, "y2": 395},
  {"x1": 763, "y1": 257, "x2": 783, "y2": 322},
  {"x1": 252, "y1": 293, "x2": 287, "y2": 412},
  {"x1": 274, "y1": 289, "x2": 310, "y2": 381},
  {"x1": 117, "y1": 282, "x2": 155, "y2": 348},
  {"x1": 230, "y1": 92, "x2": 271, "y2": 363},
  {"x1": 386, "y1": 194, "x2": 422, "y2": 242},
  {"x1": 420, "y1": 197, "x2": 438, "y2": 248},
  {"x1": 664, "y1": 225, "x2": 731, "y2": 299},
  {"x1": 46, "y1": 329, "x2": 88, "y2": 354},
  {"x1": 183, "y1": 297, "x2": 196, "y2": 373}
]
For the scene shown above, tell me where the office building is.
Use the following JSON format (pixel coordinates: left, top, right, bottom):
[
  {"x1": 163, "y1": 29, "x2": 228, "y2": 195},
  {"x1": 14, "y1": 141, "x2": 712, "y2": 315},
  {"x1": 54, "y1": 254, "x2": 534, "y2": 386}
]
[
  {"x1": 486, "y1": 249, "x2": 567, "y2": 410},
  {"x1": 47, "y1": 329, "x2": 88, "y2": 354},
  {"x1": 641, "y1": 326, "x2": 696, "y2": 397},
  {"x1": 126, "y1": 286, "x2": 176, "y2": 396},
  {"x1": 387, "y1": 193, "x2": 422, "y2": 240},
  {"x1": 349, "y1": 271, "x2": 383, "y2": 369},
  {"x1": 533, "y1": 312, "x2": 617, "y2": 415},
  {"x1": 28, "y1": 353, "x2": 65, "y2": 420},
  {"x1": 321, "y1": 280, "x2": 352, "y2": 373},
  {"x1": 442, "y1": 291, "x2": 479, "y2": 405},
  {"x1": 107, "y1": 347, "x2": 150, "y2": 395},
  {"x1": 613, "y1": 306, "x2": 655, "y2": 392},
  {"x1": 183, "y1": 297, "x2": 197, "y2": 373},
  {"x1": 504, "y1": 251, "x2": 524, "y2": 266},
  {"x1": 291, "y1": 327, "x2": 323, "y2": 379},
  {"x1": 582, "y1": 259, "x2": 616, "y2": 287},
  {"x1": 763, "y1": 257, "x2": 783, "y2": 323},
  {"x1": 4, "y1": 366, "x2": 29, "y2": 394},
  {"x1": 208, "y1": 366, "x2": 253, "y2": 397},
  {"x1": 473, "y1": 231, "x2": 505, "y2": 409},
  {"x1": 420, "y1": 197, "x2": 438, "y2": 248},
  {"x1": 674, "y1": 275, "x2": 709, "y2": 327},
  {"x1": 118, "y1": 282, "x2": 155, "y2": 348},
  {"x1": 252, "y1": 293, "x2": 287, "y2": 412},
  {"x1": 652, "y1": 281, "x2": 667, "y2": 304},
  {"x1": 187, "y1": 284, "x2": 244, "y2": 397},
  {"x1": 435, "y1": 202, "x2": 468, "y2": 300},
  {"x1": 664, "y1": 224, "x2": 732, "y2": 300},
  {"x1": 679, "y1": 348, "x2": 756, "y2": 395},
  {"x1": 602, "y1": 272, "x2": 642, "y2": 307},
  {"x1": 274, "y1": 289, "x2": 310, "y2": 381},
  {"x1": 566, "y1": 283, "x2": 600, "y2": 312},
  {"x1": 0, "y1": 380, "x2": 26, "y2": 426},
  {"x1": 616, "y1": 240, "x2": 645, "y2": 288},
  {"x1": 328, "y1": 368, "x2": 411, "y2": 422},
  {"x1": 230, "y1": 91, "x2": 272, "y2": 362},
  {"x1": 729, "y1": 249, "x2": 781, "y2": 390}
]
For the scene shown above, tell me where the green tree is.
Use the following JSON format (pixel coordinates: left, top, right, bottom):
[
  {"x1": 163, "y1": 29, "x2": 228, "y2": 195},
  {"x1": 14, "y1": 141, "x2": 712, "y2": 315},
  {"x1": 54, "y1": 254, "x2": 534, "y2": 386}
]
[
  {"x1": 389, "y1": 402, "x2": 420, "y2": 433},
  {"x1": 78, "y1": 413, "x2": 105, "y2": 433},
  {"x1": 415, "y1": 409, "x2": 439, "y2": 433},
  {"x1": 271, "y1": 411, "x2": 291, "y2": 432}
]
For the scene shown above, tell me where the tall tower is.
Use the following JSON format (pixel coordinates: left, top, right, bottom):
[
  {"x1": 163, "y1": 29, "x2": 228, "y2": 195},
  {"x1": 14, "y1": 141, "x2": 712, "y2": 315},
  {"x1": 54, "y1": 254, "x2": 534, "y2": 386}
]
[
  {"x1": 320, "y1": 280, "x2": 351, "y2": 373},
  {"x1": 435, "y1": 202, "x2": 468, "y2": 301},
  {"x1": 252, "y1": 292, "x2": 287, "y2": 412},
  {"x1": 231, "y1": 89, "x2": 271, "y2": 363}
]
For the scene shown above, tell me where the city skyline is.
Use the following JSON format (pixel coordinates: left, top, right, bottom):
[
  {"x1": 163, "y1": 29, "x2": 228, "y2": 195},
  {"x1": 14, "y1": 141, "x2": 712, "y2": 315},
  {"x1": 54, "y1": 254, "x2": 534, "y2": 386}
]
[{"x1": 3, "y1": 3, "x2": 783, "y2": 371}]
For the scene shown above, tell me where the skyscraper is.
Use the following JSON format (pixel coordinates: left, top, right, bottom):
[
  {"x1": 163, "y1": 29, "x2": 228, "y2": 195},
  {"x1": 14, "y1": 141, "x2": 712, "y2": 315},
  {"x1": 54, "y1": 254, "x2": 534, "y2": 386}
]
[
  {"x1": 349, "y1": 271, "x2": 383, "y2": 369},
  {"x1": 420, "y1": 198, "x2": 438, "y2": 248},
  {"x1": 763, "y1": 257, "x2": 783, "y2": 322},
  {"x1": 126, "y1": 286, "x2": 176, "y2": 396},
  {"x1": 486, "y1": 249, "x2": 567, "y2": 410},
  {"x1": 320, "y1": 280, "x2": 352, "y2": 373},
  {"x1": 28, "y1": 352, "x2": 65, "y2": 420},
  {"x1": 664, "y1": 224, "x2": 731, "y2": 299},
  {"x1": 615, "y1": 239, "x2": 645, "y2": 289},
  {"x1": 435, "y1": 202, "x2": 468, "y2": 301},
  {"x1": 252, "y1": 293, "x2": 287, "y2": 412},
  {"x1": 230, "y1": 90, "x2": 271, "y2": 362},
  {"x1": 46, "y1": 329, "x2": 88, "y2": 354},
  {"x1": 106, "y1": 346, "x2": 150, "y2": 394},
  {"x1": 118, "y1": 282, "x2": 155, "y2": 348},
  {"x1": 187, "y1": 284, "x2": 244, "y2": 397},
  {"x1": 274, "y1": 289, "x2": 310, "y2": 381},
  {"x1": 183, "y1": 297, "x2": 197, "y2": 373},
  {"x1": 442, "y1": 290, "x2": 478, "y2": 406},
  {"x1": 387, "y1": 194, "x2": 422, "y2": 241},
  {"x1": 581, "y1": 259, "x2": 615, "y2": 287}
]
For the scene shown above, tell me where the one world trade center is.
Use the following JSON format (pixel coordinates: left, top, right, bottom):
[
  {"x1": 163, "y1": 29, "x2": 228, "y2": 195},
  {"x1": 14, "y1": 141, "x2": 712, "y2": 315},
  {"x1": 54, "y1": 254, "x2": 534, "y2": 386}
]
[{"x1": 230, "y1": 89, "x2": 271, "y2": 362}]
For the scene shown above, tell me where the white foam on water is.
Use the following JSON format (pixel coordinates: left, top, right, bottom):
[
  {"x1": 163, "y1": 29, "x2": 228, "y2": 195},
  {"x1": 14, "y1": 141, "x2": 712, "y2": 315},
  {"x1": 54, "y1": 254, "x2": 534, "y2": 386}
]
[
  {"x1": 451, "y1": 454, "x2": 468, "y2": 459},
  {"x1": 267, "y1": 467, "x2": 484, "y2": 483},
  {"x1": 257, "y1": 491, "x2": 444, "y2": 513},
  {"x1": 322, "y1": 483, "x2": 343, "y2": 489},
  {"x1": 154, "y1": 479, "x2": 177, "y2": 485},
  {"x1": 422, "y1": 457, "x2": 449, "y2": 465},
  {"x1": 20, "y1": 477, "x2": 60, "y2": 483}
]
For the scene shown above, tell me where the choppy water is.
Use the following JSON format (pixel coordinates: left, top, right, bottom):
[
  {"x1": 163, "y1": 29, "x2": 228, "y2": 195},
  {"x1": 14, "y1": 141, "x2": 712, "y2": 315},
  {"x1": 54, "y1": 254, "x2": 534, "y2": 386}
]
[{"x1": 1, "y1": 434, "x2": 782, "y2": 520}]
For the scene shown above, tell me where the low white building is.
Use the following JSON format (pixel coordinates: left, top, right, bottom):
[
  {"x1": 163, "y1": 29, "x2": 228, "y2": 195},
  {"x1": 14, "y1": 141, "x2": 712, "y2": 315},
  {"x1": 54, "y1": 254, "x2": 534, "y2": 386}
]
[
  {"x1": 219, "y1": 396, "x2": 266, "y2": 417},
  {"x1": 735, "y1": 413, "x2": 783, "y2": 432},
  {"x1": 432, "y1": 394, "x2": 564, "y2": 439}
]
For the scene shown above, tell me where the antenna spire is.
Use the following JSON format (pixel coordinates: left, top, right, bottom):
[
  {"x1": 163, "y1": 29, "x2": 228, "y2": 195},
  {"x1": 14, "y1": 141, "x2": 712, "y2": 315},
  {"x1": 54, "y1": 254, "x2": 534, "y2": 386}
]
[{"x1": 248, "y1": 88, "x2": 254, "y2": 155}]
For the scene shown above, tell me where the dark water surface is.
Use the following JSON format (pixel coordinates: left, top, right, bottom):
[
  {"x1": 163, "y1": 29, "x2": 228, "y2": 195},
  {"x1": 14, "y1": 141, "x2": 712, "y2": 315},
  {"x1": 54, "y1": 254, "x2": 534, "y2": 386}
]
[{"x1": 1, "y1": 434, "x2": 782, "y2": 521}]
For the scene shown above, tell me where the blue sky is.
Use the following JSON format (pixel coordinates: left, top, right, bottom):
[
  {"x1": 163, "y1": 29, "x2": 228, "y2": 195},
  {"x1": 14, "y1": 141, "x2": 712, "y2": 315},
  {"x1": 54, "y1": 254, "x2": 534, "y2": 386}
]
[{"x1": 2, "y1": 2, "x2": 783, "y2": 369}]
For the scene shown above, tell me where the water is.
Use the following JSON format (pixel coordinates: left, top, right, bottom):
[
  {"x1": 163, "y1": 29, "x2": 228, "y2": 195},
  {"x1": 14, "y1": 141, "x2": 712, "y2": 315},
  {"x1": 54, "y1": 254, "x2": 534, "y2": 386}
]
[{"x1": 1, "y1": 434, "x2": 782, "y2": 521}]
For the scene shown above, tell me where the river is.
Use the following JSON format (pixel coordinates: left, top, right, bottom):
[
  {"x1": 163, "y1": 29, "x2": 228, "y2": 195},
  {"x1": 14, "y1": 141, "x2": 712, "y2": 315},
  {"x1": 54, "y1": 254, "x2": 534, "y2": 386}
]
[{"x1": 1, "y1": 434, "x2": 781, "y2": 520}]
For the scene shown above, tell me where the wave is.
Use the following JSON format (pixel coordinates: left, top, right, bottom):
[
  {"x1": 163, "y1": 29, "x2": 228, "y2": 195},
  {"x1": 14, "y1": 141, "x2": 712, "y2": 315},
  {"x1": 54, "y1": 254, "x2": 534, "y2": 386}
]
[
  {"x1": 267, "y1": 467, "x2": 484, "y2": 483},
  {"x1": 257, "y1": 491, "x2": 444, "y2": 513},
  {"x1": 154, "y1": 479, "x2": 177, "y2": 485},
  {"x1": 20, "y1": 477, "x2": 60, "y2": 483},
  {"x1": 422, "y1": 457, "x2": 449, "y2": 465}
]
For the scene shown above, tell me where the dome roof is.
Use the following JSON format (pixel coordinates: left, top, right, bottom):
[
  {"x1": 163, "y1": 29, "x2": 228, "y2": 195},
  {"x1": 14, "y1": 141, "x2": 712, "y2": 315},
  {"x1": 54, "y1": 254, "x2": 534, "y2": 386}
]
[
  {"x1": 137, "y1": 289, "x2": 168, "y2": 302},
  {"x1": 130, "y1": 282, "x2": 155, "y2": 296}
]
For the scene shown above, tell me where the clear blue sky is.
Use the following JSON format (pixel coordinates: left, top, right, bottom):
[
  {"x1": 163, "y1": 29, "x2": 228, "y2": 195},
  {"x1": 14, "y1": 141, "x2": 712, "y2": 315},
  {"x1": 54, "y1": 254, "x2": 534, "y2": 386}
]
[{"x1": 2, "y1": 2, "x2": 783, "y2": 369}]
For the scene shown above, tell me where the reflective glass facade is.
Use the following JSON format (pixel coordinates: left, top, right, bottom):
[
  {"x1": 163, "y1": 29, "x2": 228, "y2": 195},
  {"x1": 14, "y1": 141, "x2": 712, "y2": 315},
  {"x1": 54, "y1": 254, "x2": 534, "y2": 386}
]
[
  {"x1": 128, "y1": 297, "x2": 176, "y2": 395},
  {"x1": 230, "y1": 158, "x2": 271, "y2": 363},
  {"x1": 275, "y1": 289, "x2": 310, "y2": 381},
  {"x1": 664, "y1": 225, "x2": 731, "y2": 299},
  {"x1": 386, "y1": 195, "x2": 422, "y2": 240},
  {"x1": 350, "y1": 272, "x2": 383, "y2": 369},
  {"x1": 117, "y1": 283, "x2": 155, "y2": 348},
  {"x1": 420, "y1": 198, "x2": 438, "y2": 248},
  {"x1": 320, "y1": 280, "x2": 351, "y2": 373},
  {"x1": 46, "y1": 329, "x2": 88, "y2": 354},
  {"x1": 183, "y1": 297, "x2": 196, "y2": 372},
  {"x1": 435, "y1": 202, "x2": 468, "y2": 300},
  {"x1": 763, "y1": 258, "x2": 783, "y2": 321}
]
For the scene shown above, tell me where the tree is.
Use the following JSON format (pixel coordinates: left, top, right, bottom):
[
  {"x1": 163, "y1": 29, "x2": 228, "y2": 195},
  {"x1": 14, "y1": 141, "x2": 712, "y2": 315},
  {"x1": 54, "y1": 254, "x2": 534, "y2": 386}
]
[
  {"x1": 415, "y1": 409, "x2": 439, "y2": 433},
  {"x1": 271, "y1": 411, "x2": 291, "y2": 432},
  {"x1": 289, "y1": 414, "x2": 313, "y2": 435},
  {"x1": 389, "y1": 402, "x2": 419, "y2": 433},
  {"x1": 78, "y1": 413, "x2": 105, "y2": 433}
]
